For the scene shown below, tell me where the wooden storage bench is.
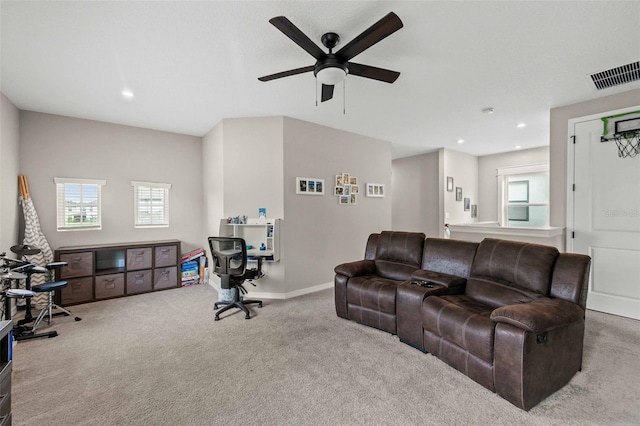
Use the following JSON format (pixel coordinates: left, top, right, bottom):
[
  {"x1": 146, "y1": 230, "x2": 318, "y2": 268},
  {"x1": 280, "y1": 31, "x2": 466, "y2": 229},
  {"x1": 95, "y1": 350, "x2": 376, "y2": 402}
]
[{"x1": 55, "y1": 240, "x2": 181, "y2": 306}]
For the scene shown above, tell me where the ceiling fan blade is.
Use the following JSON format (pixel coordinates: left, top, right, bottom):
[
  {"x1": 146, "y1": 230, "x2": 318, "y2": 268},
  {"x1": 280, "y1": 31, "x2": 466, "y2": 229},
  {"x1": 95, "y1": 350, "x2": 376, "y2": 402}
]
[
  {"x1": 321, "y1": 84, "x2": 334, "y2": 102},
  {"x1": 336, "y1": 12, "x2": 403, "y2": 61},
  {"x1": 348, "y1": 62, "x2": 400, "y2": 83},
  {"x1": 258, "y1": 65, "x2": 315, "y2": 82},
  {"x1": 269, "y1": 16, "x2": 326, "y2": 60}
]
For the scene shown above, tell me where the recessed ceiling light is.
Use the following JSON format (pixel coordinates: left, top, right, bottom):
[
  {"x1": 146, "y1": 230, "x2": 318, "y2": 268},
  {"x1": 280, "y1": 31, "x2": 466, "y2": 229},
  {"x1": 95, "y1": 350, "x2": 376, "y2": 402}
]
[
  {"x1": 515, "y1": 145, "x2": 522, "y2": 150},
  {"x1": 482, "y1": 107, "x2": 495, "y2": 115},
  {"x1": 516, "y1": 123, "x2": 526, "y2": 128},
  {"x1": 121, "y1": 89, "x2": 135, "y2": 100},
  {"x1": 457, "y1": 139, "x2": 465, "y2": 144}
]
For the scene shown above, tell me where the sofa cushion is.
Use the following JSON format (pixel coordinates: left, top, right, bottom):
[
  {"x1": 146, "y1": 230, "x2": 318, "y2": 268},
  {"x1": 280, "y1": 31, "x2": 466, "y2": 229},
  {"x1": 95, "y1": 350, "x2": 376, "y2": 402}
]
[
  {"x1": 422, "y1": 295, "x2": 495, "y2": 363},
  {"x1": 421, "y1": 238, "x2": 478, "y2": 278},
  {"x1": 467, "y1": 239, "x2": 559, "y2": 305},
  {"x1": 375, "y1": 231, "x2": 425, "y2": 280},
  {"x1": 346, "y1": 276, "x2": 400, "y2": 315}
]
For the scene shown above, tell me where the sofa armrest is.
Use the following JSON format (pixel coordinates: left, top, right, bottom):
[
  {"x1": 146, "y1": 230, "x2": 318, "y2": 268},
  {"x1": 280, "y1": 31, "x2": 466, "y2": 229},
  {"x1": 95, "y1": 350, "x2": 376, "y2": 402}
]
[
  {"x1": 491, "y1": 298, "x2": 584, "y2": 333},
  {"x1": 410, "y1": 269, "x2": 466, "y2": 290},
  {"x1": 334, "y1": 260, "x2": 375, "y2": 278}
]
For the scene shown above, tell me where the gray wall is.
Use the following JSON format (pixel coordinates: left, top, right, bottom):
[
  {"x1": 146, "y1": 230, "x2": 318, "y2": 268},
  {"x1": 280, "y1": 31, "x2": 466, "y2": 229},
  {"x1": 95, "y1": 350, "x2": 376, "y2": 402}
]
[
  {"x1": 391, "y1": 152, "x2": 439, "y2": 236},
  {"x1": 201, "y1": 116, "x2": 392, "y2": 297},
  {"x1": 550, "y1": 89, "x2": 640, "y2": 227},
  {"x1": 19, "y1": 111, "x2": 203, "y2": 252},
  {"x1": 477, "y1": 146, "x2": 549, "y2": 222},
  {"x1": 0, "y1": 93, "x2": 20, "y2": 255},
  {"x1": 283, "y1": 117, "x2": 392, "y2": 294},
  {"x1": 441, "y1": 148, "x2": 478, "y2": 227}
]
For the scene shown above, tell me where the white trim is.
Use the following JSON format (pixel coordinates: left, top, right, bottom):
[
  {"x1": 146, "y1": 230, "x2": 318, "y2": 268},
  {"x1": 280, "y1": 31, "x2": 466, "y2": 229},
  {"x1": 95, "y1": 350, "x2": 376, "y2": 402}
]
[
  {"x1": 566, "y1": 104, "x2": 640, "y2": 252},
  {"x1": 54, "y1": 177, "x2": 106, "y2": 185},
  {"x1": 131, "y1": 181, "x2": 172, "y2": 189},
  {"x1": 207, "y1": 278, "x2": 333, "y2": 300},
  {"x1": 496, "y1": 163, "x2": 549, "y2": 176}
]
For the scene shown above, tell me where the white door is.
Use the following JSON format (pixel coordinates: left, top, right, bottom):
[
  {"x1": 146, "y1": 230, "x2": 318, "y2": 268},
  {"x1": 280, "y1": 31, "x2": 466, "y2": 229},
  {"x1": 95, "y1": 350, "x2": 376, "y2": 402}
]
[{"x1": 572, "y1": 117, "x2": 640, "y2": 320}]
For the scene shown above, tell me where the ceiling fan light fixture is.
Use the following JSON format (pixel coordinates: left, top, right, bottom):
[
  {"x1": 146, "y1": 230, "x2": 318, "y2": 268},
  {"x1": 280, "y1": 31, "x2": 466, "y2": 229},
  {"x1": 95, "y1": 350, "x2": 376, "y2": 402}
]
[{"x1": 315, "y1": 66, "x2": 347, "y2": 85}]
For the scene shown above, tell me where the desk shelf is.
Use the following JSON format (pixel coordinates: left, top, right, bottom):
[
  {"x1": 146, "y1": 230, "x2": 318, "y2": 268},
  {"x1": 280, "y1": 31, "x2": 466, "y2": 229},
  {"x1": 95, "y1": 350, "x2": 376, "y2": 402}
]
[{"x1": 219, "y1": 219, "x2": 280, "y2": 262}]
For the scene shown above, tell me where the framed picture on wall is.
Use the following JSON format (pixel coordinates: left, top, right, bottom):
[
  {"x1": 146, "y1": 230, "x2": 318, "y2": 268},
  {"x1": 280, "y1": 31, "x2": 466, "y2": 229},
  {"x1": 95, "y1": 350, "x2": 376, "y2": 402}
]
[
  {"x1": 296, "y1": 177, "x2": 324, "y2": 195},
  {"x1": 447, "y1": 176, "x2": 454, "y2": 192},
  {"x1": 366, "y1": 183, "x2": 385, "y2": 197},
  {"x1": 456, "y1": 187, "x2": 462, "y2": 201},
  {"x1": 471, "y1": 204, "x2": 477, "y2": 218},
  {"x1": 464, "y1": 198, "x2": 470, "y2": 211}
]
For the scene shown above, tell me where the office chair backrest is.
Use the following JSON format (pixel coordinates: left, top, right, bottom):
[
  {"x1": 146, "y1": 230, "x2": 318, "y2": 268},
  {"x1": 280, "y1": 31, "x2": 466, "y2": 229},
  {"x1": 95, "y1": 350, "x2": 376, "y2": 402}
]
[{"x1": 208, "y1": 237, "x2": 247, "y2": 277}]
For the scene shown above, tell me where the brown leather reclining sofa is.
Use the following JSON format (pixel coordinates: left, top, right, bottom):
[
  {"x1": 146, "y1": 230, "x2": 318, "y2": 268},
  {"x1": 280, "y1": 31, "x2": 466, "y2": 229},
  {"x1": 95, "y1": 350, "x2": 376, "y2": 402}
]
[{"x1": 334, "y1": 231, "x2": 591, "y2": 411}]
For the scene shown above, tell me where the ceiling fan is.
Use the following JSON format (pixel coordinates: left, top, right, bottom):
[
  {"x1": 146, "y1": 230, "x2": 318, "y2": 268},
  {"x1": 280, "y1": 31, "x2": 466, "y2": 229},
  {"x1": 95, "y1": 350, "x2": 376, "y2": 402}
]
[{"x1": 258, "y1": 12, "x2": 403, "y2": 103}]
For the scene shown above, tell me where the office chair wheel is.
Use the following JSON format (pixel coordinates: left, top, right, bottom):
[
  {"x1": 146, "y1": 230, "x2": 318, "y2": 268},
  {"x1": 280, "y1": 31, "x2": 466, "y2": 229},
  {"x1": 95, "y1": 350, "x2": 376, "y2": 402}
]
[
  {"x1": 214, "y1": 315, "x2": 220, "y2": 321},
  {"x1": 245, "y1": 314, "x2": 250, "y2": 320},
  {"x1": 75, "y1": 317, "x2": 82, "y2": 321}
]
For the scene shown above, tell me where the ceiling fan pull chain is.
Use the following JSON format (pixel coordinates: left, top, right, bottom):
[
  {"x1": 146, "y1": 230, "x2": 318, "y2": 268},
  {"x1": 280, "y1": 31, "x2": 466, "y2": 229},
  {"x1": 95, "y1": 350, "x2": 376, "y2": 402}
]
[{"x1": 315, "y1": 79, "x2": 318, "y2": 107}]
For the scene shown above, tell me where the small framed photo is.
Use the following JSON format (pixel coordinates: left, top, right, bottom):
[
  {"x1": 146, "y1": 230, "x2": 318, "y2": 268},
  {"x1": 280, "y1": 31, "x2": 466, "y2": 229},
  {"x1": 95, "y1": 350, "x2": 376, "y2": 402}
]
[
  {"x1": 471, "y1": 204, "x2": 477, "y2": 218},
  {"x1": 334, "y1": 186, "x2": 344, "y2": 196},
  {"x1": 447, "y1": 176, "x2": 454, "y2": 192},
  {"x1": 350, "y1": 194, "x2": 357, "y2": 205},
  {"x1": 343, "y1": 185, "x2": 350, "y2": 196},
  {"x1": 464, "y1": 198, "x2": 470, "y2": 211},
  {"x1": 339, "y1": 195, "x2": 349, "y2": 205},
  {"x1": 366, "y1": 183, "x2": 385, "y2": 197},
  {"x1": 349, "y1": 177, "x2": 357, "y2": 185},
  {"x1": 335, "y1": 174, "x2": 343, "y2": 187},
  {"x1": 342, "y1": 173, "x2": 349, "y2": 185},
  {"x1": 456, "y1": 187, "x2": 462, "y2": 201},
  {"x1": 351, "y1": 185, "x2": 359, "y2": 194},
  {"x1": 296, "y1": 177, "x2": 324, "y2": 195}
]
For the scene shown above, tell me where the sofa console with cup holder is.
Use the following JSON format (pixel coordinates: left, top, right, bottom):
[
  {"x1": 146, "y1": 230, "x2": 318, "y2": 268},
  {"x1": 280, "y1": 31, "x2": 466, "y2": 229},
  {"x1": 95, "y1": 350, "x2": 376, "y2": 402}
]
[{"x1": 334, "y1": 231, "x2": 591, "y2": 411}]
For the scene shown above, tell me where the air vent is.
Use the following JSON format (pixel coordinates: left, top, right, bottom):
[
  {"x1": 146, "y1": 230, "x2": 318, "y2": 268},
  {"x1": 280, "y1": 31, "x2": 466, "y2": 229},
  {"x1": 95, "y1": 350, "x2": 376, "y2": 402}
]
[{"x1": 587, "y1": 61, "x2": 640, "y2": 90}]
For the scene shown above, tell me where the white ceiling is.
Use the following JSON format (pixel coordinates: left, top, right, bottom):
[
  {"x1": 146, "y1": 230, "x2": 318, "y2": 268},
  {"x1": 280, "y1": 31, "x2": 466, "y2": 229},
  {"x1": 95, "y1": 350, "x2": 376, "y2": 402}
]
[{"x1": 2, "y1": 1, "x2": 639, "y2": 158}]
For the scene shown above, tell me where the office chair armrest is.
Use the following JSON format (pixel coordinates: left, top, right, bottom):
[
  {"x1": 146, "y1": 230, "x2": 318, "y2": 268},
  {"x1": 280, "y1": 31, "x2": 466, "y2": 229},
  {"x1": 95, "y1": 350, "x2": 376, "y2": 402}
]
[{"x1": 334, "y1": 260, "x2": 375, "y2": 278}]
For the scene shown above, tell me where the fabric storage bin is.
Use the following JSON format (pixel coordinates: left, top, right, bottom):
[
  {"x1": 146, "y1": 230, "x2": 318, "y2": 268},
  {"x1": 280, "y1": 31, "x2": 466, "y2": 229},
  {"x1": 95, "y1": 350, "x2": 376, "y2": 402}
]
[
  {"x1": 60, "y1": 277, "x2": 93, "y2": 305},
  {"x1": 126, "y1": 247, "x2": 152, "y2": 271},
  {"x1": 95, "y1": 273, "x2": 125, "y2": 299},
  {"x1": 126, "y1": 270, "x2": 153, "y2": 294}
]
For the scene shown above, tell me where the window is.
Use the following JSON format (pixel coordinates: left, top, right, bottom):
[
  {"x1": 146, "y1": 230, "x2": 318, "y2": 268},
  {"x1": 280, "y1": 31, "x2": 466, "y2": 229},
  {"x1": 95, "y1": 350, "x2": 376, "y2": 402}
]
[
  {"x1": 497, "y1": 164, "x2": 549, "y2": 228},
  {"x1": 55, "y1": 178, "x2": 106, "y2": 231},
  {"x1": 132, "y1": 181, "x2": 171, "y2": 227}
]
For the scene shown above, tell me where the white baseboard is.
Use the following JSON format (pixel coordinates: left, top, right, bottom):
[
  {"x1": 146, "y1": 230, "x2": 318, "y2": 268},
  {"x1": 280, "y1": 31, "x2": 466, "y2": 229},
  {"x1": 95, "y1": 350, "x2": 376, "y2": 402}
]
[{"x1": 207, "y1": 277, "x2": 333, "y2": 300}]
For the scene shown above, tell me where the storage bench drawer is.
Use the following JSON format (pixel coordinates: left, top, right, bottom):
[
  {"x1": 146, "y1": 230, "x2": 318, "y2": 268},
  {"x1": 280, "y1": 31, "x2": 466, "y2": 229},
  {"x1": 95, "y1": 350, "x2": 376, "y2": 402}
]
[
  {"x1": 95, "y1": 273, "x2": 125, "y2": 299},
  {"x1": 59, "y1": 252, "x2": 93, "y2": 278},
  {"x1": 126, "y1": 270, "x2": 153, "y2": 295},
  {"x1": 126, "y1": 247, "x2": 152, "y2": 271},
  {"x1": 154, "y1": 245, "x2": 177, "y2": 267},
  {"x1": 154, "y1": 267, "x2": 177, "y2": 290},
  {"x1": 60, "y1": 277, "x2": 93, "y2": 305}
]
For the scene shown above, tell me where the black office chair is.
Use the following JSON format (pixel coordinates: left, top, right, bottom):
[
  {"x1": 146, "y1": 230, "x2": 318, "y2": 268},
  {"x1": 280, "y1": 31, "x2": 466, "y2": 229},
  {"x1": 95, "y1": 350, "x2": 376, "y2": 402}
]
[{"x1": 208, "y1": 237, "x2": 263, "y2": 321}]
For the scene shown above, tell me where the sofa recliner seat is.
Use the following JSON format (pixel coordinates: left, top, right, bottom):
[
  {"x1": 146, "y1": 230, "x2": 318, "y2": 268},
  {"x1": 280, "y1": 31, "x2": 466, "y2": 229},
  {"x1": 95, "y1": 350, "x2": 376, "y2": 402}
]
[{"x1": 334, "y1": 231, "x2": 425, "y2": 334}]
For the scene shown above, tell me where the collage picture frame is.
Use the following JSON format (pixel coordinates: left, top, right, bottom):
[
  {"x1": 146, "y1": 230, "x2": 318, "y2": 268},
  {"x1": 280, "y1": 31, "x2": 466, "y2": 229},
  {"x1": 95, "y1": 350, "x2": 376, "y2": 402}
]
[{"x1": 334, "y1": 173, "x2": 359, "y2": 205}]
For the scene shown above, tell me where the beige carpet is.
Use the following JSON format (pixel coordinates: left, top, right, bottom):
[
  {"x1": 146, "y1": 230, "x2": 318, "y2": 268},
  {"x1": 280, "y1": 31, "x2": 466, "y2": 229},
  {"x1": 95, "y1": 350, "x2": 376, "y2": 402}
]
[{"x1": 11, "y1": 284, "x2": 640, "y2": 425}]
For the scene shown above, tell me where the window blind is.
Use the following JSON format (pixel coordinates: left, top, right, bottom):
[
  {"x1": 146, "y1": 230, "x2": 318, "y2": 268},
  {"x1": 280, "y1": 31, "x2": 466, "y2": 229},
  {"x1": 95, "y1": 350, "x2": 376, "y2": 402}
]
[
  {"x1": 54, "y1": 178, "x2": 106, "y2": 231},
  {"x1": 132, "y1": 181, "x2": 171, "y2": 227}
]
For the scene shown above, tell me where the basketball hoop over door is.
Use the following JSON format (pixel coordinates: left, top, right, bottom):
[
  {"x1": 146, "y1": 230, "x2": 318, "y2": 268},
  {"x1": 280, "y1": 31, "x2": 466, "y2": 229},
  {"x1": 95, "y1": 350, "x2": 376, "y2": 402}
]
[{"x1": 600, "y1": 113, "x2": 640, "y2": 158}]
